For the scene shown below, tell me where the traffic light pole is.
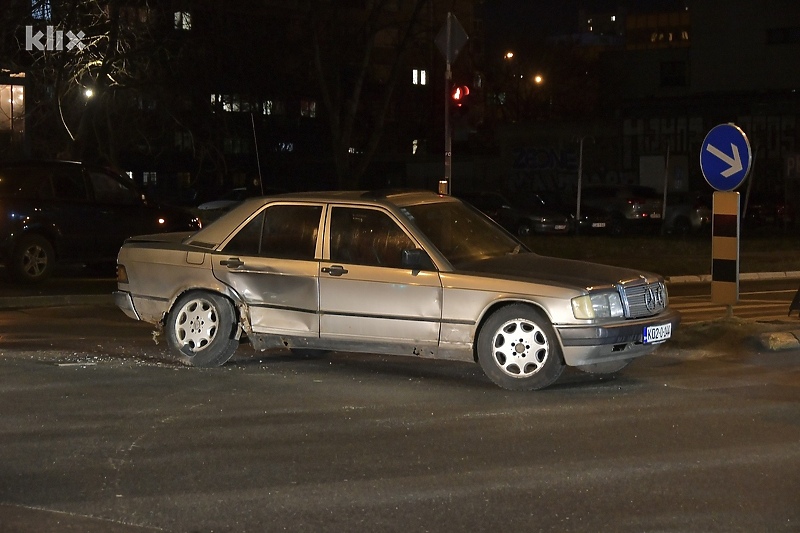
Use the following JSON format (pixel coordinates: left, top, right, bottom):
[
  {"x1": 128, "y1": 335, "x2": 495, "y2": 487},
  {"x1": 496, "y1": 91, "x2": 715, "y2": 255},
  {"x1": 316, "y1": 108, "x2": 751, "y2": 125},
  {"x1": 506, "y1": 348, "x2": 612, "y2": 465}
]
[
  {"x1": 441, "y1": 61, "x2": 452, "y2": 195},
  {"x1": 435, "y1": 12, "x2": 467, "y2": 196}
]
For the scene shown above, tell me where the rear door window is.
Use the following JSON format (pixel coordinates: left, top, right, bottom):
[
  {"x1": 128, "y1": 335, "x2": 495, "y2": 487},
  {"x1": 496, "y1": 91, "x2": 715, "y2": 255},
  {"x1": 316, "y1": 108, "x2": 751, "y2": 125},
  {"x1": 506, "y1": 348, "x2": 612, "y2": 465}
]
[
  {"x1": 224, "y1": 204, "x2": 322, "y2": 260},
  {"x1": 87, "y1": 170, "x2": 140, "y2": 205},
  {"x1": 51, "y1": 169, "x2": 89, "y2": 201}
]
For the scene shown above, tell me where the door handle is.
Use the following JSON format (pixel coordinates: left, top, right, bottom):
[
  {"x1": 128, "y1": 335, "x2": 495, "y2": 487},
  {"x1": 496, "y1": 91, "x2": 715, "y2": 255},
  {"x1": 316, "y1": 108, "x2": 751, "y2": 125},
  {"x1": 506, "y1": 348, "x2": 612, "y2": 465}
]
[
  {"x1": 321, "y1": 265, "x2": 348, "y2": 276},
  {"x1": 220, "y1": 257, "x2": 244, "y2": 268}
]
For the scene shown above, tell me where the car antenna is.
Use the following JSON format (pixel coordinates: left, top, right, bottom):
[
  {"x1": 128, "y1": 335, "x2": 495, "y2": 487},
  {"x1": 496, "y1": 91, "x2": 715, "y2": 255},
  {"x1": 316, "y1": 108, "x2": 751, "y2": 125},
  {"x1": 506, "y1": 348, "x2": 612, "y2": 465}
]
[{"x1": 251, "y1": 113, "x2": 264, "y2": 195}]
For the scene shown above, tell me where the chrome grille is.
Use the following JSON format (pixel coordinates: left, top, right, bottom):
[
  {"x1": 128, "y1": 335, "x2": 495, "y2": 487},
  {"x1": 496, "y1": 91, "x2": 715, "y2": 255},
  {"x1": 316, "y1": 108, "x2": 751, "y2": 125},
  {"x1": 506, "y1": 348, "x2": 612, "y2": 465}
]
[{"x1": 620, "y1": 280, "x2": 667, "y2": 318}]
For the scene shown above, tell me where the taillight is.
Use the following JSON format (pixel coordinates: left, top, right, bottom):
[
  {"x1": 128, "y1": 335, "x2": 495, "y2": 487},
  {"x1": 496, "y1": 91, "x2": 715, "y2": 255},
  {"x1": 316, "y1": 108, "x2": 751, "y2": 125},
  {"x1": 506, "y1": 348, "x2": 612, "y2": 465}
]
[{"x1": 117, "y1": 265, "x2": 129, "y2": 284}]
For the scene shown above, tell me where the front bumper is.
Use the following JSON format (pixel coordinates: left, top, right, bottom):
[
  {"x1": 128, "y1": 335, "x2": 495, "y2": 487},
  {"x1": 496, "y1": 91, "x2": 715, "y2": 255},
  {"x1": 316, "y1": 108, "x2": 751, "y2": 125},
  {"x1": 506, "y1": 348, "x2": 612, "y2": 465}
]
[{"x1": 555, "y1": 308, "x2": 681, "y2": 366}]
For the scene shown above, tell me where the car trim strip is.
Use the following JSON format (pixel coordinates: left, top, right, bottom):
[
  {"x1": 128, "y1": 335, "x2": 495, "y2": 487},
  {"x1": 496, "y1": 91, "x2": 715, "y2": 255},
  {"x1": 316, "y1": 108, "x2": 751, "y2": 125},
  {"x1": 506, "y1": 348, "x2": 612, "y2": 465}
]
[{"x1": 249, "y1": 303, "x2": 474, "y2": 326}]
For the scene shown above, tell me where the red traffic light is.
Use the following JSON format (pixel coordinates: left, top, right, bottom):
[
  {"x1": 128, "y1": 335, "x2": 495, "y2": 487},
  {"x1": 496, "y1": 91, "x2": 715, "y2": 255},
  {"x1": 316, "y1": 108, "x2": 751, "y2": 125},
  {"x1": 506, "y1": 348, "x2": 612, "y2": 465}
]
[{"x1": 451, "y1": 85, "x2": 470, "y2": 105}]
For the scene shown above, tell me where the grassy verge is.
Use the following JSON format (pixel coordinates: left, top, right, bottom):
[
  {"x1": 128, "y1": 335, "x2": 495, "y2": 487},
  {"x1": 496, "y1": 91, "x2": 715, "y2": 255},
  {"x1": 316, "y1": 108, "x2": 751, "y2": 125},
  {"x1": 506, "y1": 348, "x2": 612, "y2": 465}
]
[{"x1": 523, "y1": 234, "x2": 800, "y2": 277}]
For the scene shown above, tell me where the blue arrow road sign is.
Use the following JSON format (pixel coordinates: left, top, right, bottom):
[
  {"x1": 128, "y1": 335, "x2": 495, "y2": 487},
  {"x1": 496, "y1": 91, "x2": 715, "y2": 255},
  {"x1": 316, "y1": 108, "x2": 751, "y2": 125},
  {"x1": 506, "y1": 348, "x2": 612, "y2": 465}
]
[{"x1": 700, "y1": 123, "x2": 752, "y2": 191}]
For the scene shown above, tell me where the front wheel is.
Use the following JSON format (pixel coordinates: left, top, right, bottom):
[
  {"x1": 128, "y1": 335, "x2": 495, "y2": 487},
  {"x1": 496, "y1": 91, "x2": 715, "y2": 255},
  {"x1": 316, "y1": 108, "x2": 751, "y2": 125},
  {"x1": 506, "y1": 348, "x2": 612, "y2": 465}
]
[
  {"x1": 165, "y1": 291, "x2": 239, "y2": 367},
  {"x1": 476, "y1": 304, "x2": 565, "y2": 391},
  {"x1": 11, "y1": 234, "x2": 55, "y2": 283}
]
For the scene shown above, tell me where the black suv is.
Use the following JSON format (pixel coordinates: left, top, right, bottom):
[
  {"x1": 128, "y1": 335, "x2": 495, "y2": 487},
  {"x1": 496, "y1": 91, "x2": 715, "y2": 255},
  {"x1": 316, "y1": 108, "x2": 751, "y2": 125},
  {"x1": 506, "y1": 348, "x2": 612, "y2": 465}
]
[{"x1": 0, "y1": 160, "x2": 201, "y2": 283}]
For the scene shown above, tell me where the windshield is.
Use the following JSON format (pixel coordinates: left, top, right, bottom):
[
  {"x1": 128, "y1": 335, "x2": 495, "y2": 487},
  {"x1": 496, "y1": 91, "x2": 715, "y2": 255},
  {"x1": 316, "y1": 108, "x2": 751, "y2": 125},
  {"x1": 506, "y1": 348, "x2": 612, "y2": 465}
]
[{"x1": 401, "y1": 200, "x2": 525, "y2": 266}]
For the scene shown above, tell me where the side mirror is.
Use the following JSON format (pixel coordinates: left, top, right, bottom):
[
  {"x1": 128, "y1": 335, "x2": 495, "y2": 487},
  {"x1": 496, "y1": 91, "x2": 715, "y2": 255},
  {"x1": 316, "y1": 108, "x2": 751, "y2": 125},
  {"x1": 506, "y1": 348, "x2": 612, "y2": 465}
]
[{"x1": 401, "y1": 248, "x2": 433, "y2": 271}]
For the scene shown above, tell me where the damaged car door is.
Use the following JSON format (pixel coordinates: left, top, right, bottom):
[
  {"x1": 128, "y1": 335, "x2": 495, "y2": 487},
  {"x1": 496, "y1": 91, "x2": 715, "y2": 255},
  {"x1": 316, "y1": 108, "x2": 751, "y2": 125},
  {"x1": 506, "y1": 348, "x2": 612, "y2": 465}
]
[
  {"x1": 319, "y1": 205, "x2": 443, "y2": 357},
  {"x1": 212, "y1": 203, "x2": 324, "y2": 336}
]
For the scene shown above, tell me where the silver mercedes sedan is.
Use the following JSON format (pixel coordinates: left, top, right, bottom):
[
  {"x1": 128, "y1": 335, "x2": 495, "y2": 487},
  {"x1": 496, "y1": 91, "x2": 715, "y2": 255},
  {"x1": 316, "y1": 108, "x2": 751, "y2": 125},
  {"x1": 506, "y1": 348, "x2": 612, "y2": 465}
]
[{"x1": 114, "y1": 190, "x2": 680, "y2": 390}]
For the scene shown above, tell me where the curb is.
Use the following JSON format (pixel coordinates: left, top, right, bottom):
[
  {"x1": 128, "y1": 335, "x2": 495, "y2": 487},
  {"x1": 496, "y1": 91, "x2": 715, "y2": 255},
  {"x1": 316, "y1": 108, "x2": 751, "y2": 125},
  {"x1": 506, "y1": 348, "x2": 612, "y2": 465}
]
[
  {"x1": 667, "y1": 271, "x2": 800, "y2": 284},
  {"x1": 758, "y1": 331, "x2": 800, "y2": 351}
]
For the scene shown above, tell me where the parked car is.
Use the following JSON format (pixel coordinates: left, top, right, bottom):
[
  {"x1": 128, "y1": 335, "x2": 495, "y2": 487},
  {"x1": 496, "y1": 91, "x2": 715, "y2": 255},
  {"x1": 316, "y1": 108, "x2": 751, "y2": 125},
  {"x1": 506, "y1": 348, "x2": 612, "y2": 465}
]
[
  {"x1": 581, "y1": 185, "x2": 664, "y2": 235},
  {"x1": 529, "y1": 191, "x2": 611, "y2": 234},
  {"x1": 197, "y1": 187, "x2": 251, "y2": 211},
  {"x1": 458, "y1": 191, "x2": 570, "y2": 236},
  {"x1": 114, "y1": 190, "x2": 680, "y2": 391},
  {"x1": 0, "y1": 160, "x2": 202, "y2": 283},
  {"x1": 663, "y1": 191, "x2": 712, "y2": 235},
  {"x1": 197, "y1": 186, "x2": 286, "y2": 223},
  {"x1": 742, "y1": 192, "x2": 795, "y2": 230}
]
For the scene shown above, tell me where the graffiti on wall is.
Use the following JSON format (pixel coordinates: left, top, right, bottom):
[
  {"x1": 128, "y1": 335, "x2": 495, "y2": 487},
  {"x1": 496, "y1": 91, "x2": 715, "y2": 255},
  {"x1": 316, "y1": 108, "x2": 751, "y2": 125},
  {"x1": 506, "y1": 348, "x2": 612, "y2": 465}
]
[{"x1": 509, "y1": 146, "x2": 632, "y2": 195}]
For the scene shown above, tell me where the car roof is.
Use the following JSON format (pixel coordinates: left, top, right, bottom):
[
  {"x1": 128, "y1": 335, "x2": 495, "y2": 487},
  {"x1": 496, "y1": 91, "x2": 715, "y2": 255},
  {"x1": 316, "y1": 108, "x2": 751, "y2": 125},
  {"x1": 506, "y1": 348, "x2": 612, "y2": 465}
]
[{"x1": 187, "y1": 189, "x2": 454, "y2": 247}]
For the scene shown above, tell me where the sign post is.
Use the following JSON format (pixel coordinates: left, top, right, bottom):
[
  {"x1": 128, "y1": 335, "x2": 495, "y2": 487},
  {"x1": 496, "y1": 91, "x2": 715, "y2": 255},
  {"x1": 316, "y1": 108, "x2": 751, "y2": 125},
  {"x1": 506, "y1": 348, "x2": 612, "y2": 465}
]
[
  {"x1": 700, "y1": 123, "x2": 752, "y2": 310},
  {"x1": 435, "y1": 13, "x2": 468, "y2": 195}
]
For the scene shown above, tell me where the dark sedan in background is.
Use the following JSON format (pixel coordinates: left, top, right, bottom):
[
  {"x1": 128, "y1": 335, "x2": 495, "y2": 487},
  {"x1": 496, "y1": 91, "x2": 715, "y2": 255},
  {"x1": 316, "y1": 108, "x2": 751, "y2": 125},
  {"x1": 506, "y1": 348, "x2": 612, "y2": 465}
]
[
  {"x1": 460, "y1": 191, "x2": 609, "y2": 236},
  {"x1": 0, "y1": 160, "x2": 201, "y2": 283},
  {"x1": 458, "y1": 191, "x2": 571, "y2": 236}
]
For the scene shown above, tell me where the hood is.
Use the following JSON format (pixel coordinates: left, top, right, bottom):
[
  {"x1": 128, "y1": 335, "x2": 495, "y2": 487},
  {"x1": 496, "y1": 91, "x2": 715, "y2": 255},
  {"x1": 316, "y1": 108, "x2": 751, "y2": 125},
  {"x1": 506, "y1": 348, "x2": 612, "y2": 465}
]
[{"x1": 456, "y1": 252, "x2": 660, "y2": 290}]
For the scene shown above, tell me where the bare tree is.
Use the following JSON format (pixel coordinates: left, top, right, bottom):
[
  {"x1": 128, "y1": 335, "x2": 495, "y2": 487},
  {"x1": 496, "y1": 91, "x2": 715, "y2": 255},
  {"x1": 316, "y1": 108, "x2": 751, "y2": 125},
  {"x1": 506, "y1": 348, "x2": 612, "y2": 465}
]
[
  {"x1": 3, "y1": 1, "x2": 176, "y2": 166},
  {"x1": 306, "y1": 0, "x2": 431, "y2": 189}
]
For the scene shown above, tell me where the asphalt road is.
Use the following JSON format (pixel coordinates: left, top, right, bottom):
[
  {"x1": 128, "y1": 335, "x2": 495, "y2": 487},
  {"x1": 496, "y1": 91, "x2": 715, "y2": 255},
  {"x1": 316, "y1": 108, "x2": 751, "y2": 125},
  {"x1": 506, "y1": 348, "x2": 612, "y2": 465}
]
[{"x1": 1, "y1": 303, "x2": 799, "y2": 532}]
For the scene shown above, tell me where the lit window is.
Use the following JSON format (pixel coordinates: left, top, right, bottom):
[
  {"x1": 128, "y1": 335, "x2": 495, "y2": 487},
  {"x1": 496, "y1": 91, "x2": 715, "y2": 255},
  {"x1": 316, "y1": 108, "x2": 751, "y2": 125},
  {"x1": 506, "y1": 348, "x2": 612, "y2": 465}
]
[
  {"x1": 223, "y1": 138, "x2": 249, "y2": 154},
  {"x1": 143, "y1": 171, "x2": 157, "y2": 185},
  {"x1": 174, "y1": 11, "x2": 192, "y2": 30},
  {"x1": 300, "y1": 99, "x2": 317, "y2": 118},
  {"x1": 174, "y1": 131, "x2": 193, "y2": 150},
  {"x1": 413, "y1": 69, "x2": 427, "y2": 86},
  {"x1": 31, "y1": 0, "x2": 51, "y2": 20}
]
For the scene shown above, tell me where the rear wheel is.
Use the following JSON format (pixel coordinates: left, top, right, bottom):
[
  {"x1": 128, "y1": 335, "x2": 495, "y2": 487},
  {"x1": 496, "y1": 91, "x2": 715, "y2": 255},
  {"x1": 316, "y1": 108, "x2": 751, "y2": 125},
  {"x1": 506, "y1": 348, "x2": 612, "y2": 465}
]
[
  {"x1": 476, "y1": 304, "x2": 565, "y2": 391},
  {"x1": 11, "y1": 234, "x2": 55, "y2": 283},
  {"x1": 165, "y1": 291, "x2": 239, "y2": 367}
]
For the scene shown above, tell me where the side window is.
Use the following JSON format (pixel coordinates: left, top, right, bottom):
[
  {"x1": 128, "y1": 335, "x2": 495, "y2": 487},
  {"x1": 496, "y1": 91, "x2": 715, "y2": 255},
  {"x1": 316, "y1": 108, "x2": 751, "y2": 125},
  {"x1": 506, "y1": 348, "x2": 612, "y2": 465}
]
[
  {"x1": 224, "y1": 211, "x2": 264, "y2": 256},
  {"x1": 51, "y1": 170, "x2": 89, "y2": 201},
  {"x1": 330, "y1": 207, "x2": 416, "y2": 268},
  {"x1": 223, "y1": 205, "x2": 321, "y2": 260},
  {"x1": 261, "y1": 204, "x2": 321, "y2": 260},
  {"x1": 88, "y1": 171, "x2": 140, "y2": 205},
  {"x1": 0, "y1": 166, "x2": 50, "y2": 199}
]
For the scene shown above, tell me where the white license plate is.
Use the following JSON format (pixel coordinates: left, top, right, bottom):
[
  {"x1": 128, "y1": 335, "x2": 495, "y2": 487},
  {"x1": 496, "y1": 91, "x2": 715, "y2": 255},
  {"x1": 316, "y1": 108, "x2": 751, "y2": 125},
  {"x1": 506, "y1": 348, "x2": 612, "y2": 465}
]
[
  {"x1": 643, "y1": 323, "x2": 671, "y2": 344},
  {"x1": 650, "y1": 212, "x2": 662, "y2": 219},
  {"x1": 555, "y1": 224, "x2": 567, "y2": 230},
  {"x1": 592, "y1": 222, "x2": 606, "y2": 228}
]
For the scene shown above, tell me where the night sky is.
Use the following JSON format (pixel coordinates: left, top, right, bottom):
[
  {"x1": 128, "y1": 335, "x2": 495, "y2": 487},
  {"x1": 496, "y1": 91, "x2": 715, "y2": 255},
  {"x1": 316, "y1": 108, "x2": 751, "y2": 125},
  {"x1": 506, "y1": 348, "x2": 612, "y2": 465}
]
[{"x1": 482, "y1": 0, "x2": 688, "y2": 49}]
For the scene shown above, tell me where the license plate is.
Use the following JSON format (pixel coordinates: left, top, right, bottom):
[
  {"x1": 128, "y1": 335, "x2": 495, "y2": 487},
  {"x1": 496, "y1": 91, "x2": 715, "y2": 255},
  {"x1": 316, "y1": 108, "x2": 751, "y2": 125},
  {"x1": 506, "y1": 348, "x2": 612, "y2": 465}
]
[
  {"x1": 643, "y1": 323, "x2": 671, "y2": 344},
  {"x1": 650, "y1": 212, "x2": 662, "y2": 219},
  {"x1": 592, "y1": 222, "x2": 606, "y2": 228},
  {"x1": 555, "y1": 224, "x2": 567, "y2": 230}
]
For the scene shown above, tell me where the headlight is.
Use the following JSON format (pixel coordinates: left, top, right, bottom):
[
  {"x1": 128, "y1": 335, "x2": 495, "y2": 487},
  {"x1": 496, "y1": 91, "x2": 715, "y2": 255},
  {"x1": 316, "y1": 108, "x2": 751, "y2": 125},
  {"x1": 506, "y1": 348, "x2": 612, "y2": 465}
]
[{"x1": 571, "y1": 292, "x2": 624, "y2": 319}]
